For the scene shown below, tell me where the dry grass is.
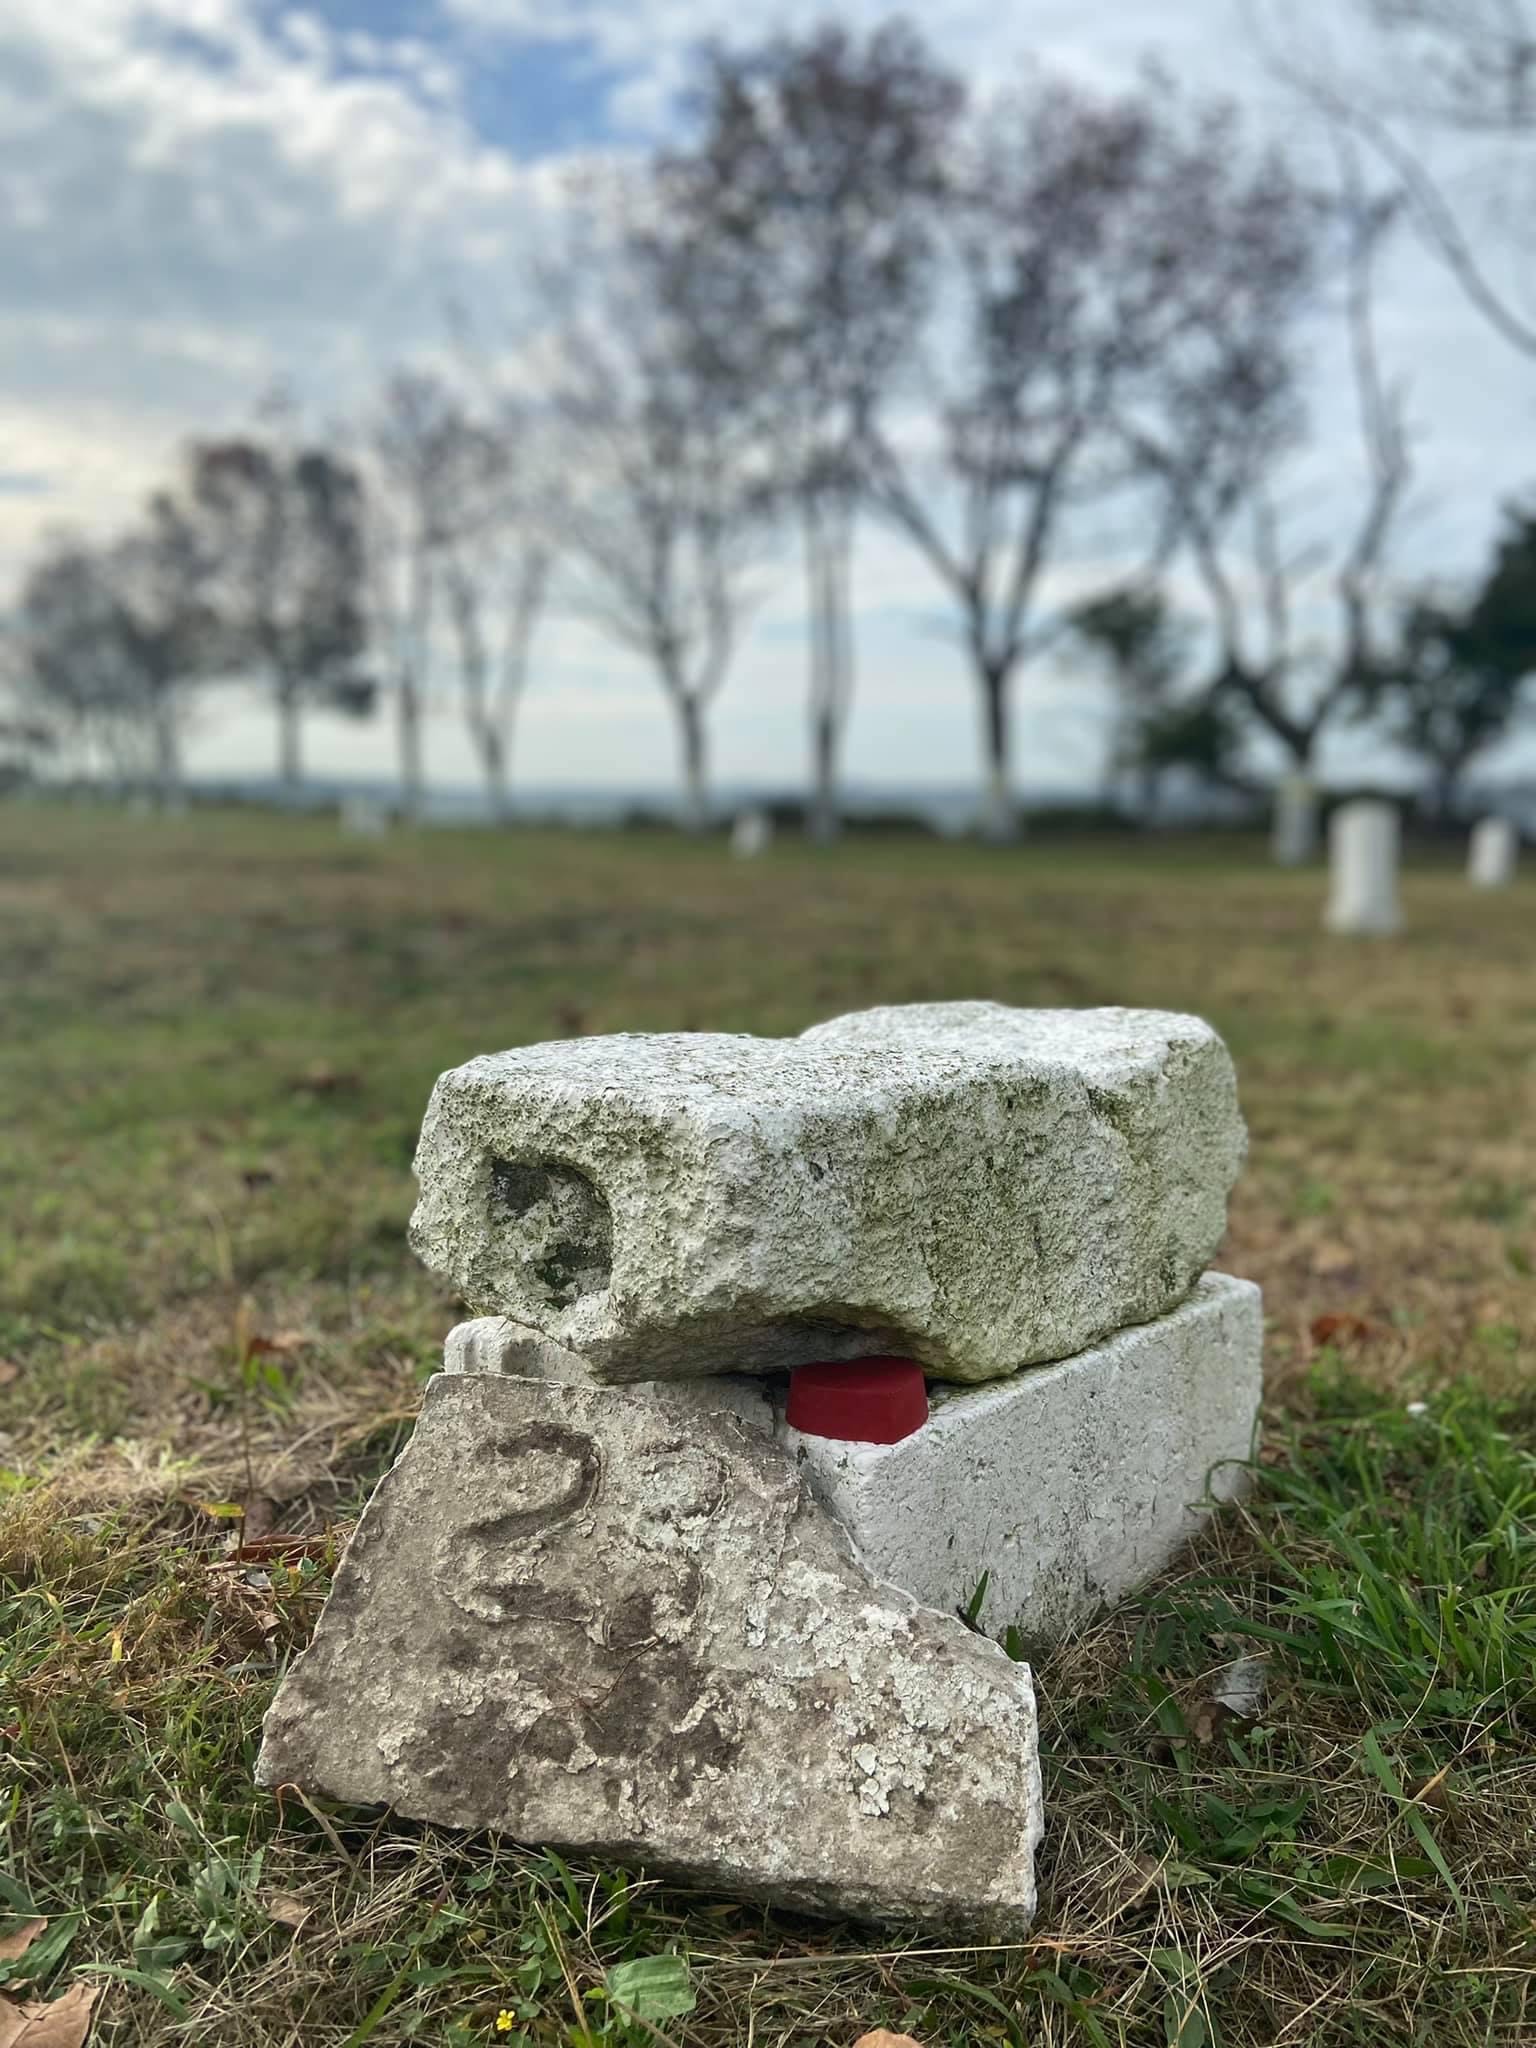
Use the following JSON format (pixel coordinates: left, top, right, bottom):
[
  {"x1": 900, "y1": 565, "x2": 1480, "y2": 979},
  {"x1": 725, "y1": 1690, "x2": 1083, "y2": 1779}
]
[{"x1": 2, "y1": 804, "x2": 1535, "y2": 2045}]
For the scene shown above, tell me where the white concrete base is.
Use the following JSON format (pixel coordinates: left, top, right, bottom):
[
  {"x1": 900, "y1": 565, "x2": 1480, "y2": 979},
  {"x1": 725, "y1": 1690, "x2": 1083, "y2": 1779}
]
[{"x1": 776, "y1": 1273, "x2": 1262, "y2": 1645}]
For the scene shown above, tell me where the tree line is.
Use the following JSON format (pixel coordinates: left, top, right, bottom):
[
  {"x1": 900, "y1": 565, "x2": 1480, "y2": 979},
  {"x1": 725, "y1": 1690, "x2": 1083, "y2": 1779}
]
[{"x1": 4, "y1": 12, "x2": 1535, "y2": 841}]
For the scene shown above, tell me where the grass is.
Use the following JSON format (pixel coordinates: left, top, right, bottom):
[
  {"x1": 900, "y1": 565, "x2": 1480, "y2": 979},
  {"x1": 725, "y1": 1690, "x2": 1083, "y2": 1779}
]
[{"x1": 2, "y1": 803, "x2": 1535, "y2": 2044}]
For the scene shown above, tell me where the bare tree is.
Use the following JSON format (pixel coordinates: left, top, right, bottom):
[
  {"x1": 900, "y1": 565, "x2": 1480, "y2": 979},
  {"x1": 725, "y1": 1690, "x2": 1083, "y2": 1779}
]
[
  {"x1": 856, "y1": 78, "x2": 1315, "y2": 839},
  {"x1": 363, "y1": 372, "x2": 461, "y2": 824},
  {"x1": 187, "y1": 432, "x2": 370, "y2": 793},
  {"x1": 364, "y1": 372, "x2": 554, "y2": 826},
  {"x1": 667, "y1": 22, "x2": 963, "y2": 840},
  {"x1": 537, "y1": 180, "x2": 767, "y2": 831},
  {"x1": 1120, "y1": 150, "x2": 1410, "y2": 841},
  {"x1": 1255, "y1": 0, "x2": 1536, "y2": 357},
  {"x1": 11, "y1": 505, "x2": 213, "y2": 800}
]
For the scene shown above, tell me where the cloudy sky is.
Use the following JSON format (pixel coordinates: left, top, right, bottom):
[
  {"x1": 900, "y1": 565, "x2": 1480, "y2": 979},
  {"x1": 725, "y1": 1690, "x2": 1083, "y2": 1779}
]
[{"x1": 3, "y1": 0, "x2": 1533, "y2": 799}]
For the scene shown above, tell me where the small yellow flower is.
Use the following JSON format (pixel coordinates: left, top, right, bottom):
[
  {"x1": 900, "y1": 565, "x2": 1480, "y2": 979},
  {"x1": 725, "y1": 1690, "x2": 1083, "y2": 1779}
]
[{"x1": 494, "y1": 2014, "x2": 516, "y2": 2037}]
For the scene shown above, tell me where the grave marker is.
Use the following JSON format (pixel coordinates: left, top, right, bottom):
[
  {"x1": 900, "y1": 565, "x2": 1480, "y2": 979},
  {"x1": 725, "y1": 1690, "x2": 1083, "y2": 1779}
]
[
  {"x1": 730, "y1": 808, "x2": 772, "y2": 858},
  {"x1": 1469, "y1": 816, "x2": 1518, "y2": 888},
  {"x1": 1325, "y1": 799, "x2": 1402, "y2": 935}
]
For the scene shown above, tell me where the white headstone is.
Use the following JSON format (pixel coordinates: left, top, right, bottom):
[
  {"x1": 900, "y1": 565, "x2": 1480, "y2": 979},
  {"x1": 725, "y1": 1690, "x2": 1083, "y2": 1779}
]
[
  {"x1": 1325, "y1": 800, "x2": 1402, "y2": 935},
  {"x1": 730, "y1": 807, "x2": 772, "y2": 859},
  {"x1": 341, "y1": 795, "x2": 389, "y2": 839},
  {"x1": 1271, "y1": 775, "x2": 1318, "y2": 866},
  {"x1": 1469, "y1": 816, "x2": 1518, "y2": 889}
]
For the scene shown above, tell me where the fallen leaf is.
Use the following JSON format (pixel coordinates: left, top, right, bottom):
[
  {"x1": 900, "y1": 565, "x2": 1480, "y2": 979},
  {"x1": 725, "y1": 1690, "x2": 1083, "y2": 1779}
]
[
  {"x1": 1409, "y1": 1765, "x2": 1452, "y2": 1812},
  {"x1": 1190, "y1": 1700, "x2": 1228, "y2": 1745},
  {"x1": 244, "y1": 1331, "x2": 309, "y2": 1360},
  {"x1": 265, "y1": 1893, "x2": 312, "y2": 1933},
  {"x1": 1310, "y1": 1312, "x2": 1386, "y2": 1348},
  {"x1": 238, "y1": 1493, "x2": 278, "y2": 1543},
  {"x1": 0, "y1": 1922, "x2": 45, "y2": 1965},
  {"x1": 1100, "y1": 1853, "x2": 1161, "y2": 1920},
  {"x1": 288, "y1": 1065, "x2": 360, "y2": 1098},
  {"x1": 1309, "y1": 1242, "x2": 1358, "y2": 1278},
  {"x1": 0, "y1": 1982, "x2": 99, "y2": 2048},
  {"x1": 853, "y1": 2033, "x2": 925, "y2": 2048},
  {"x1": 0, "y1": 1362, "x2": 18, "y2": 1388},
  {"x1": 231, "y1": 1534, "x2": 334, "y2": 1566}
]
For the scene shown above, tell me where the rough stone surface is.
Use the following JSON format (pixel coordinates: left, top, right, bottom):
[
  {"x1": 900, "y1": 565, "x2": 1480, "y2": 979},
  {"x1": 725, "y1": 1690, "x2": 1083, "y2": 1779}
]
[
  {"x1": 409, "y1": 1002, "x2": 1245, "y2": 1385},
  {"x1": 442, "y1": 1316, "x2": 600, "y2": 1385},
  {"x1": 1325, "y1": 801, "x2": 1403, "y2": 936},
  {"x1": 257, "y1": 1373, "x2": 1043, "y2": 1936},
  {"x1": 442, "y1": 1317, "x2": 775, "y2": 1432},
  {"x1": 778, "y1": 1273, "x2": 1262, "y2": 1645}
]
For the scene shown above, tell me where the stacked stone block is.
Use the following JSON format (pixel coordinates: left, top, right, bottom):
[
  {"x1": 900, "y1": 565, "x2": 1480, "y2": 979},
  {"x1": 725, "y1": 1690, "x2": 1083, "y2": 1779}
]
[{"x1": 258, "y1": 1003, "x2": 1261, "y2": 1935}]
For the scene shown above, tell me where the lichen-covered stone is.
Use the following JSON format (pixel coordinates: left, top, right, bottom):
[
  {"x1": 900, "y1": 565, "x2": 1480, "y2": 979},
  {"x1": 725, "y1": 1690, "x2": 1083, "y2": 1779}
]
[
  {"x1": 409, "y1": 1002, "x2": 1245, "y2": 1384},
  {"x1": 256, "y1": 1374, "x2": 1042, "y2": 1936}
]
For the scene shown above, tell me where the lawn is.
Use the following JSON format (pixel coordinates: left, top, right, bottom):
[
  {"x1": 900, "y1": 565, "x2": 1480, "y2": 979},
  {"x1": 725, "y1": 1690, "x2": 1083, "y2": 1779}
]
[{"x1": 3, "y1": 805, "x2": 1535, "y2": 2046}]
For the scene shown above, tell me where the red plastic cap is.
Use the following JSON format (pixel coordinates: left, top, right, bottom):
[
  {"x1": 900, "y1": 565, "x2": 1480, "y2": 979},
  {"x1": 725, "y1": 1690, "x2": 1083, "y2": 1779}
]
[{"x1": 785, "y1": 1357, "x2": 929, "y2": 1445}]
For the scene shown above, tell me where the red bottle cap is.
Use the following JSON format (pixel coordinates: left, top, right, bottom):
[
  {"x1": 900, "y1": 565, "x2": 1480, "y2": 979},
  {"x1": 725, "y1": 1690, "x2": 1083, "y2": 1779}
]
[{"x1": 785, "y1": 1357, "x2": 929, "y2": 1445}]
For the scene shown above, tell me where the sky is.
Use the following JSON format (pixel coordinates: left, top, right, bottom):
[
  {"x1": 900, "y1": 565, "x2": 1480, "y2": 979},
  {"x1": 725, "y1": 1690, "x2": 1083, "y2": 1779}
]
[{"x1": 3, "y1": 0, "x2": 1534, "y2": 799}]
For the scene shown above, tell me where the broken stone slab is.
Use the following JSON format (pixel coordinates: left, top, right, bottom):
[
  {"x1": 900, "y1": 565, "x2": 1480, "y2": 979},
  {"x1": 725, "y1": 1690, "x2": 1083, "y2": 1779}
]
[
  {"x1": 442, "y1": 1315, "x2": 598, "y2": 1385},
  {"x1": 257, "y1": 1373, "x2": 1043, "y2": 1937},
  {"x1": 409, "y1": 1001, "x2": 1245, "y2": 1385},
  {"x1": 779, "y1": 1273, "x2": 1263, "y2": 1646}
]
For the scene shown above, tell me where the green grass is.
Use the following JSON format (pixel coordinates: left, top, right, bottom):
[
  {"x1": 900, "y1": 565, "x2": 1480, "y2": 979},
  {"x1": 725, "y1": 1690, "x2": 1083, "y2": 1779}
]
[{"x1": 3, "y1": 804, "x2": 1536, "y2": 2044}]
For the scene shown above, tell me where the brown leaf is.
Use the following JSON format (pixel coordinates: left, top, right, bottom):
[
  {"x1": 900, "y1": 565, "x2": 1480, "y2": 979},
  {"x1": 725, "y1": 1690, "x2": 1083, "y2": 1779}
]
[
  {"x1": 239, "y1": 1492, "x2": 279, "y2": 1543},
  {"x1": 1309, "y1": 1242, "x2": 1359, "y2": 1278},
  {"x1": 853, "y1": 2035, "x2": 925, "y2": 2048},
  {"x1": 244, "y1": 1331, "x2": 309, "y2": 1360},
  {"x1": 0, "y1": 1982, "x2": 100, "y2": 2048},
  {"x1": 0, "y1": 1921, "x2": 46, "y2": 1964},
  {"x1": 0, "y1": 1362, "x2": 19, "y2": 1388},
  {"x1": 1310, "y1": 1312, "x2": 1386, "y2": 1348},
  {"x1": 233, "y1": 1533, "x2": 334, "y2": 1566},
  {"x1": 1409, "y1": 1765, "x2": 1452, "y2": 1812},
  {"x1": 1190, "y1": 1701, "x2": 1228, "y2": 1746},
  {"x1": 265, "y1": 1892, "x2": 313, "y2": 1933},
  {"x1": 289, "y1": 1065, "x2": 360, "y2": 1097}
]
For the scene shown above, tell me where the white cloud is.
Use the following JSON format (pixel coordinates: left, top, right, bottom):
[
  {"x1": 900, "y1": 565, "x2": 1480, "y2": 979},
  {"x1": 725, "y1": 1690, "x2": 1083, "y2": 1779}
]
[
  {"x1": 0, "y1": 0, "x2": 539, "y2": 563},
  {"x1": 5, "y1": 0, "x2": 1536, "y2": 798}
]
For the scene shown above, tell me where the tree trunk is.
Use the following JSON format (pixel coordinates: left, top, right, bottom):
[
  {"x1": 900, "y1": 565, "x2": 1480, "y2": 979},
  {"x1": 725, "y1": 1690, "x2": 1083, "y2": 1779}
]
[
  {"x1": 978, "y1": 668, "x2": 1018, "y2": 842},
  {"x1": 397, "y1": 674, "x2": 425, "y2": 825},
  {"x1": 675, "y1": 694, "x2": 709, "y2": 834},
  {"x1": 277, "y1": 681, "x2": 303, "y2": 790},
  {"x1": 150, "y1": 697, "x2": 182, "y2": 811},
  {"x1": 808, "y1": 705, "x2": 840, "y2": 845},
  {"x1": 1431, "y1": 757, "x2": 1464, "y2": 825},
  {"x1": 804, "y1": 496, "x2": 854, "y2": 846},
  {"x1": 481, "y1": 722, "x2": 510, "y2": 827},
  {"x1": 1271, "y1": 768, "x2": 1319, "y2": 867}
]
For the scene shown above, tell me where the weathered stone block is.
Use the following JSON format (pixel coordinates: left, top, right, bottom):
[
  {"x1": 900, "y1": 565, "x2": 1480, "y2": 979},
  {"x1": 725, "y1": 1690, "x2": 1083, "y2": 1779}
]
[
  {"x1": 779, "y1": 1274, "x2": 1262, "y2": 1645},
  {"x1": 257, "y1": 1374, "x2": 1043, "y2": 1936},
  {"x1": 409, "y1": 1002, "x2": 1245, "y2": 1385}
]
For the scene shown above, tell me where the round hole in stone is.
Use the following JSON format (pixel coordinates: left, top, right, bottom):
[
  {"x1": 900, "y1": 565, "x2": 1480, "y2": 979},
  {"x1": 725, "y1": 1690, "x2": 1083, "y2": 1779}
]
[{"x1": 488, "y1": 1156, "x2": 614, "y2": 1307}]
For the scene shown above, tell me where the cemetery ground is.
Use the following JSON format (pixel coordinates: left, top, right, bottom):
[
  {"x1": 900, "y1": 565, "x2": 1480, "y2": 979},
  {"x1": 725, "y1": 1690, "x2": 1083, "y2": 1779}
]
[{"x1": 2, "y1": 808, "x2": 1535, "y2": 2048}]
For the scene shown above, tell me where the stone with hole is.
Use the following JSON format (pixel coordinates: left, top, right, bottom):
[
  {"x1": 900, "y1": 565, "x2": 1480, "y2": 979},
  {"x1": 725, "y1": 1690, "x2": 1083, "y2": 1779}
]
[{"x1": 408, "y1": 1002, "x2": 1246, "y2": 1385}]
